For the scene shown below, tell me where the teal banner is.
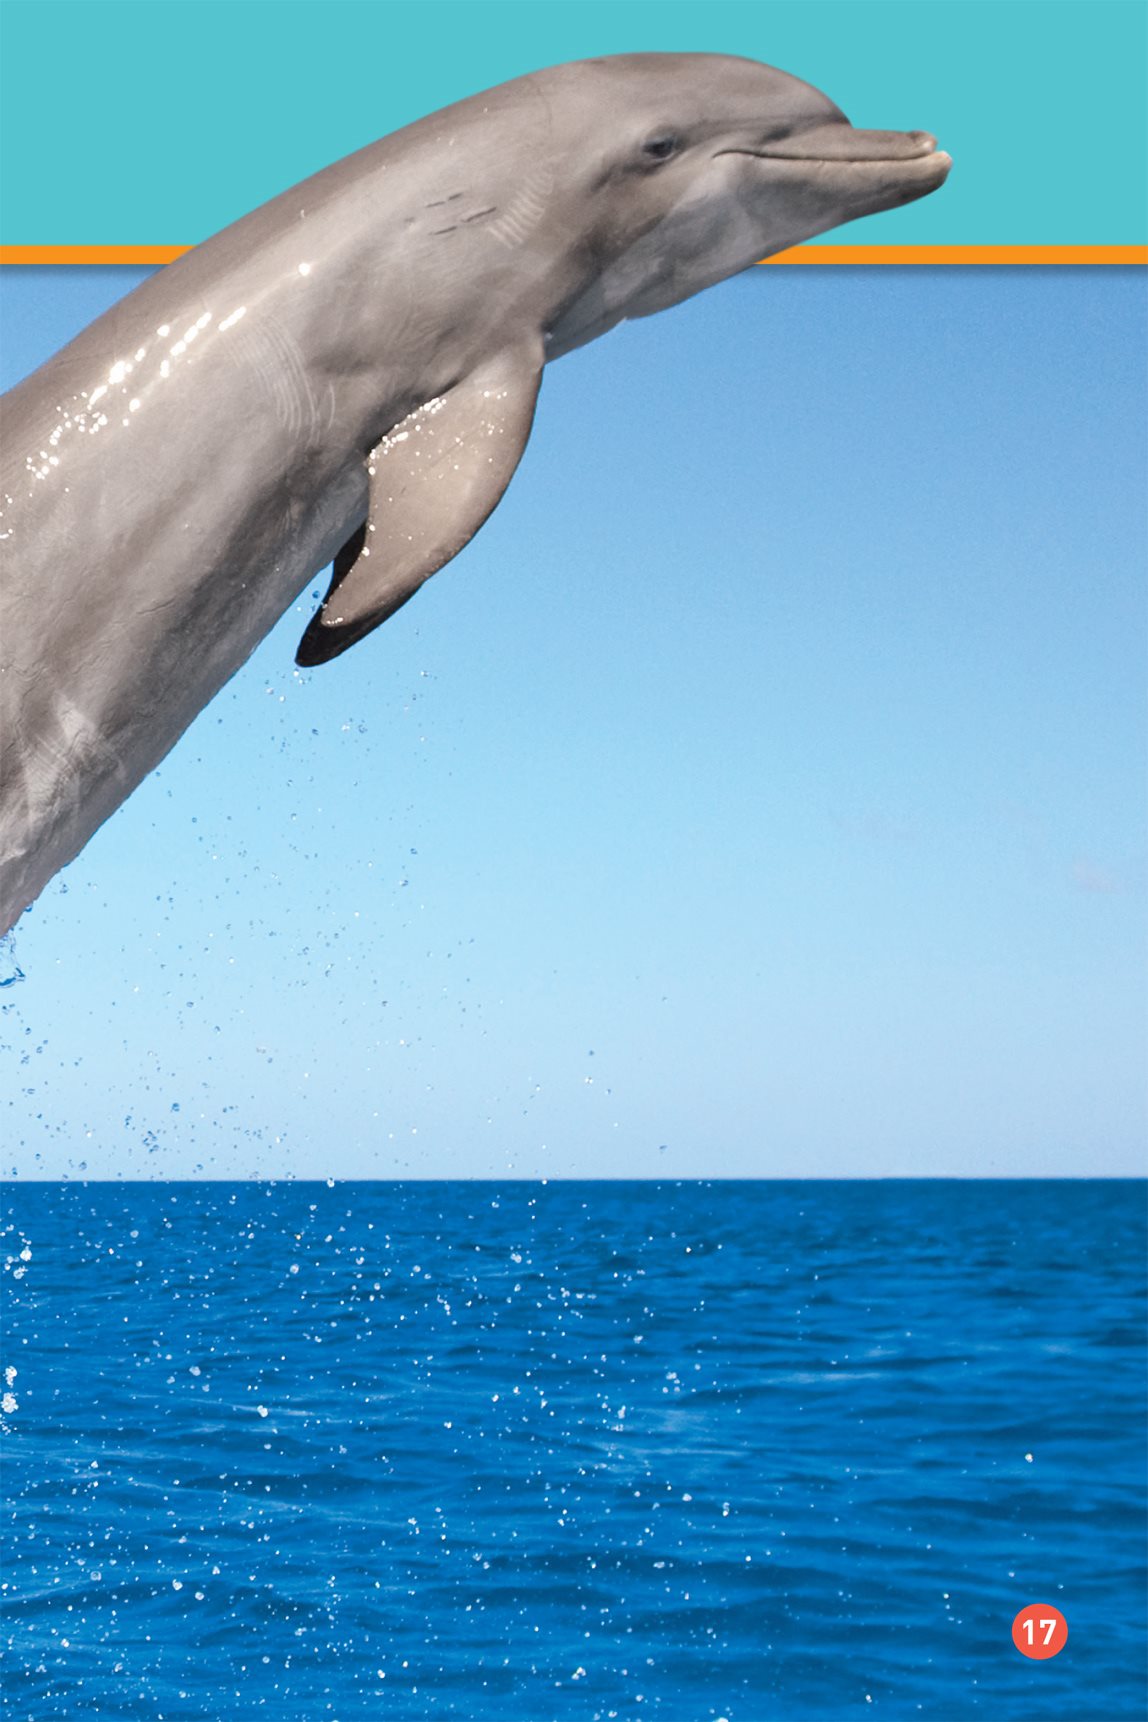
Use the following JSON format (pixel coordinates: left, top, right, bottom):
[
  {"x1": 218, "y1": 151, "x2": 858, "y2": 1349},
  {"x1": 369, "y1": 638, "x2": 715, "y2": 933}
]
[{"x1": 1, "y1": 0, "x2": 1146, "y2": 246}]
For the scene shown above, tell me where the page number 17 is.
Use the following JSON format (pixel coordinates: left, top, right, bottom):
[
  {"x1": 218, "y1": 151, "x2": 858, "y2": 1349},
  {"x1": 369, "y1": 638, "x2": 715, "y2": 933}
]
[{"x1": 1012, "y1": 1604, "x2": 1068, "y2": 1659}]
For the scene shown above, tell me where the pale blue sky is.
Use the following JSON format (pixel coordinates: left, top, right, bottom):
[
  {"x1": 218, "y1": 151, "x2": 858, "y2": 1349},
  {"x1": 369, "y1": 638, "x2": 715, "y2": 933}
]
[{"x1": 2, "y1": 264, "x2": 1144, "y2": 1178}]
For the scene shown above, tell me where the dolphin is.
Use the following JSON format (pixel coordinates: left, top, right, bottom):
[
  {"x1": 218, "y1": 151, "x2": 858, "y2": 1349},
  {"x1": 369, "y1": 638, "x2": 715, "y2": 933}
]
[{"x1": 0, "y1": 53, "x2": 949, "y2": 932}]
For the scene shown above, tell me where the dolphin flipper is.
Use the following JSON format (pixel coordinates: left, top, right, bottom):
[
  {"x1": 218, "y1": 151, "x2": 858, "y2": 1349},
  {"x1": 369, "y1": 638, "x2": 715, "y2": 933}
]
[{"x1": 296, "y1": 341, "x2": 544, "y2": 666}]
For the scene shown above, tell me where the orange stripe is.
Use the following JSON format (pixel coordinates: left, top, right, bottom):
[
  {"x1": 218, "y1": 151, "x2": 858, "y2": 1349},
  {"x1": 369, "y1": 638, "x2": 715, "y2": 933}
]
[
  {"x1": 0, "y1": 245, "x2": 192, "y2": 265},
  {"x1": 0, "y1": 243, "x2": 1145, "y2": 267},
  {"x1": 763, "y1": 244, "x2": 1148, "y2": 265}
]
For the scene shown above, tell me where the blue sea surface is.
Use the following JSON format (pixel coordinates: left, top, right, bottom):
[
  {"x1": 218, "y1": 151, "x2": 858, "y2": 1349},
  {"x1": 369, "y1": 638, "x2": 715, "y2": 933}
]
[{"x1": 2, "y1": 1179, "x2": 1145, "y2": 1719}]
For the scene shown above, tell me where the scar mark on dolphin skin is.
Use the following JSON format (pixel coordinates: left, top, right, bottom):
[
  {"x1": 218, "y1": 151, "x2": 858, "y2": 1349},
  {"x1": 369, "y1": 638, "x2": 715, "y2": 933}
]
[
  {"x1": 488, "y1": 166, "x2": 554, "y2": 247},
  {"x1": 222, "y1": 313, "x2": 321, "y2": 451},
  {"x1": 424, "y1": 192, "x2": 494, "y2": 236},
  {"x1": 4, "y1": 693, "x2": 128, "y2": 841}
]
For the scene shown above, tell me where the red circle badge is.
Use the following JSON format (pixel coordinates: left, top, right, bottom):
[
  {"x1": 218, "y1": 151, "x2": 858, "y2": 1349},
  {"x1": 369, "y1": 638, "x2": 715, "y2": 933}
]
[{"x1": 1012, "y1": 1604, "x2": 1068, "y2": 1659}]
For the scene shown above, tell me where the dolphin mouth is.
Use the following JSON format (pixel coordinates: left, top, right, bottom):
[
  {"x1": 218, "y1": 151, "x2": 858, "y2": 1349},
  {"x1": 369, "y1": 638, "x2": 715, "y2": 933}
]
[{"x1": 718, "y1": 125, "x2": 949, "y2": 171}]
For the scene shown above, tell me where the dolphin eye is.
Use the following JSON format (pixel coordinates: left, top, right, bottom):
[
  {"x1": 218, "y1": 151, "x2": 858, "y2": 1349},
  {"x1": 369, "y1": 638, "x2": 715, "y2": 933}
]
[{"x1": 641, "y1": 133, "x2": 680, "y2": 164}]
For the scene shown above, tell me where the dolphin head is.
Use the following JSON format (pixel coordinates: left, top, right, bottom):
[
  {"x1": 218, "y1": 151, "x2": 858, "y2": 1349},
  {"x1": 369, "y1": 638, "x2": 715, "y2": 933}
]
[{"x1": 536, "y1": 54, "x2": 951, "y2": 353}]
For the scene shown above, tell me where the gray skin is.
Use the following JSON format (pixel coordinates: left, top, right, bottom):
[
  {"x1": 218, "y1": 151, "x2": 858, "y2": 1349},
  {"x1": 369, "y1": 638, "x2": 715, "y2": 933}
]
[{"x1": 0, "y1": 53, "x2": 949, "y2": 933}]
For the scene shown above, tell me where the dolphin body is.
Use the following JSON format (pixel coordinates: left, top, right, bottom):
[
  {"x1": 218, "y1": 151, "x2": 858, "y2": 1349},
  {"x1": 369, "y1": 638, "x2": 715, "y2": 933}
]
[{"x1": 0, "y1": 54, "x2": 949, "y2": 932}]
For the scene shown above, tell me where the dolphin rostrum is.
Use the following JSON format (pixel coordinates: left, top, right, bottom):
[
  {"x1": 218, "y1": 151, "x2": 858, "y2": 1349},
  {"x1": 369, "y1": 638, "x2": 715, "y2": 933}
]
[{"x1": 0, "y1": 54, "x2": 949, "y2": 932}]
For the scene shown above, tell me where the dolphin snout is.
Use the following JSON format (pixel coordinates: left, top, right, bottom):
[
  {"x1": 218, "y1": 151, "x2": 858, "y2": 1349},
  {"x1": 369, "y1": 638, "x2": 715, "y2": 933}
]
[
  {"x1": 774, "y1": 123, "x2": 942, "y2": 162},
  {"x1": 719, "y1": 120, "x2": 951, "y2": 219},
  {"x1": 725, "y1": 122, "x2": 947, "y2": 165}
]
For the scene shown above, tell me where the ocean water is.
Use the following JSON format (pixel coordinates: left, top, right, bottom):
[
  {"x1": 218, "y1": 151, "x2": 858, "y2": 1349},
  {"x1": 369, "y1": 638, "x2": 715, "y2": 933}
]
[{"x1": 1, "y1": 1179, "x2": 1144, "y2": 1720}]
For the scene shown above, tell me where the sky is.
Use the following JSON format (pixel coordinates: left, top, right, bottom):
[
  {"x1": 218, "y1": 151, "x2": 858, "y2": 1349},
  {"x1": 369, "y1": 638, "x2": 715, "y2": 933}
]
[{"x1": 1, "y1": 263, "x2": 1145, "y2": 1180}]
